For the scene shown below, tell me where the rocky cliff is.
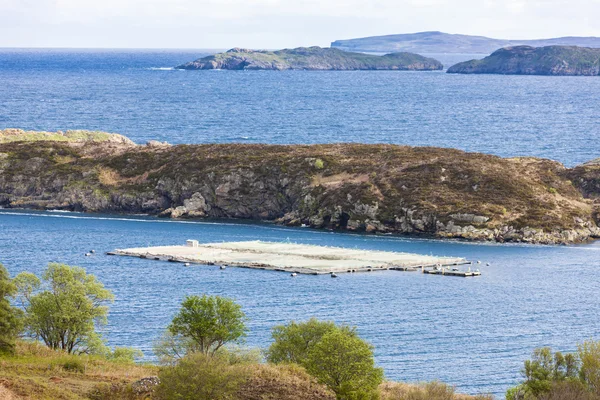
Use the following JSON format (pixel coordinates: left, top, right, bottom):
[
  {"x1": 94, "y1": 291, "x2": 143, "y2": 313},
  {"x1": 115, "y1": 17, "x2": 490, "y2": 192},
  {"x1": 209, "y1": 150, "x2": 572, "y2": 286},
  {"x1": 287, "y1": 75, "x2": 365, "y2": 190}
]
[
  {"x1": 176, "y1": 47, "x2": 443, "y2": 71},
  {"x1": 447, "y1": 46, "x2": 600, "y2": 75},
  {"x1": 0, "y1": 130, "x2": 599, "y2": 244}
]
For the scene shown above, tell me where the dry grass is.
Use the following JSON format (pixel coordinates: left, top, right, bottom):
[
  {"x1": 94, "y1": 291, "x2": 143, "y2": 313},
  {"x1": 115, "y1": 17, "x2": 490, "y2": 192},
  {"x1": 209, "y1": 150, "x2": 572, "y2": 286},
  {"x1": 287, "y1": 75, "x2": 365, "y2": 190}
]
[
  {"x1": 0, "y1": 342, "x2": 157, "y2": 400},
  {"x1": 238, "y1": 363, "x2": 336, "y2": 400},
  {"x1": 379, "y1": 381, "x2": 493, "y2": 400}
]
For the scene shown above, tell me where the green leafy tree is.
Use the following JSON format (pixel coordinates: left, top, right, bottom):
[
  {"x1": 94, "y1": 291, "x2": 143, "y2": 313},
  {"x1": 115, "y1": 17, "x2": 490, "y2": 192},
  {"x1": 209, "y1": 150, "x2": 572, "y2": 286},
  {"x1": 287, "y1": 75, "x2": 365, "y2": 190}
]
[
  {"x1": 579, "y1": 340, "x2": 600, "y2": 395},
  {"x1": 167, "y1": 294, "x2": 247, "y2": 356},
  {"x1": 267, "y1": 318, "x2": 355, "y2": 365},
  {"x1": 0, "y1": 263, "x2": 23, "y2": 354},
  {"x1": 305, "y1": 329, "x2": 383, "y2": 400},
  {"x1": 14, "y1": 263, "x2": 114, "y2": 354}
]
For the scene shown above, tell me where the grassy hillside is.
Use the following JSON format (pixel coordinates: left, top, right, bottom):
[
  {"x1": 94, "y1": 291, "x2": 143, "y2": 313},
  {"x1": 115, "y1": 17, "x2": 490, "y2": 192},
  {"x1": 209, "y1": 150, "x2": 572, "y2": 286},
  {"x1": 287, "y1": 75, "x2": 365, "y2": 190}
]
[
  {"x1": 0, "y1": 131, "x2": 598, "y2": 244},
  {"x1": 176, "y1": 46, "x2": 443, "y2": 71},
  {"x1": 0, "y1": 341, "x2": 490, "y2": 400}
]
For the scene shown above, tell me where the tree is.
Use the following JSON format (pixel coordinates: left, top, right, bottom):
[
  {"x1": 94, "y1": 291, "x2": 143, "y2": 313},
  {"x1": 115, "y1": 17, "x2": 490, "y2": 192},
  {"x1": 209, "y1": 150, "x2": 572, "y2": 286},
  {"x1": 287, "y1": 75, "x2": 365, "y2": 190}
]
[
  {"x1": 267, "y1": 318, "x2": 356, "y2": 365},
  {"x1": 14, "y1": 263, "x2": 114, "y2": 354},
  {"x1": 167, "y1": 294, "x2": 247, "y2": 356},
  {"x1": 0, "y1": 263, "x2": 23, "y2": 354},
  {"x1": 579, "y1": 340, "x2": 600, "y2": 395},
  {"x1": 305, "y1": 329, "x2": 383, "y2": 400}
]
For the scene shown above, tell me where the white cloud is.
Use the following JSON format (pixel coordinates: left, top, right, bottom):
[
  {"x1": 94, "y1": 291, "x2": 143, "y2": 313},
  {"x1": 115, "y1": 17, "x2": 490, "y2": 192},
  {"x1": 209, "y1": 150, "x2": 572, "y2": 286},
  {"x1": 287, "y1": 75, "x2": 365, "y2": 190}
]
[{"x1": 0, "y1": 0, "x2": 599, "y2": 48}]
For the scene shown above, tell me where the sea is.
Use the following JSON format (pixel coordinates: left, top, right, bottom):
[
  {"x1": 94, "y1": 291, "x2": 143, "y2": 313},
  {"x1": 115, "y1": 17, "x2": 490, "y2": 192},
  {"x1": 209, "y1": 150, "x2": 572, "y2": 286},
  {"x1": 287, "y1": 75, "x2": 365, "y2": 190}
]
[{"x1": 1, "y1": 49, "x2": 600, "y2": 397}]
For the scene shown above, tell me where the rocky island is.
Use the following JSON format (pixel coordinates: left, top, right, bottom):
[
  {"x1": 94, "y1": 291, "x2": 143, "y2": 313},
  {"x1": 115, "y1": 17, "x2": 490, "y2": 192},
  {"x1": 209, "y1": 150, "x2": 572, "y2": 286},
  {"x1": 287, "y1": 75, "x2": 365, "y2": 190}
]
[
  {"x1": 176, "y1": 46, "x2": 443, "y2": 71},
  {"x1": 447, "y1": 45, "x2": 600, "y2": 75},
  {"x1": 0, "y1": 129, "x2": 599, "y2": 244}
]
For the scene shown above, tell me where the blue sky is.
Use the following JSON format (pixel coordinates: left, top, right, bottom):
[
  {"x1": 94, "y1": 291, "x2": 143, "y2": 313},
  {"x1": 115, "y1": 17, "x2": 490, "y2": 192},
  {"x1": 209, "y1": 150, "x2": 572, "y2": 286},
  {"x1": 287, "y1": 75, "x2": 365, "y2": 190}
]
[{"x1": 1, "y1": 0, "x2": 599, "y2": 48}]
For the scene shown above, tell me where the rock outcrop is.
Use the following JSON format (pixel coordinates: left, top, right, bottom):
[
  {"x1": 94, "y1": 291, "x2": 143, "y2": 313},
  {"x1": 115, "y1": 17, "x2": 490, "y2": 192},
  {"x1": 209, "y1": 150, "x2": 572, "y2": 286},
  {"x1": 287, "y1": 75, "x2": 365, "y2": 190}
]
[
  {"x1": 0, "y1": 131, "x2": 599, "y2": 244},
  {"x1": 447, "y1": 45, "x2": 600, "y2": 75},
  {"x1": 176, "y1": 47, "x2": 443, "y2": 71}
]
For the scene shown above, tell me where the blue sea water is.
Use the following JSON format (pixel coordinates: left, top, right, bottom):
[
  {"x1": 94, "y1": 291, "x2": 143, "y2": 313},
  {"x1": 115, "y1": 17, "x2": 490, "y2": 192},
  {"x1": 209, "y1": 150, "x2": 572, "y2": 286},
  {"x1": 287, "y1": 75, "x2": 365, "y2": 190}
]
[
  {"x1": 1, "y1": 210, "x2": 599, "y2": 397},
  {"x1": 1, "y1": 49, "x2": 600, "y2": 397},
  {"x1": 0, "y1": 49, "x2": 599, "y2": 166}
]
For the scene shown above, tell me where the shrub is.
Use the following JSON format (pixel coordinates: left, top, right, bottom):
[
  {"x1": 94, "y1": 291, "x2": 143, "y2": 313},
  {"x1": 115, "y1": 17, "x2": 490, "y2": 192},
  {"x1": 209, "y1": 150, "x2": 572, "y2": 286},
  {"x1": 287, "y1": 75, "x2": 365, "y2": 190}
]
[
  {"x1": 155, "y1": 352, "x2": 250, "y2": 400},
  {"x1": 305, "y1": 329, "x2": 384, "y2": 400},
  {"x1": 267, "y1": 318, "x2": 354, "y2": 365},
  {"x1": 62, "y1": 358, "x2": 85, "y2": 373}
]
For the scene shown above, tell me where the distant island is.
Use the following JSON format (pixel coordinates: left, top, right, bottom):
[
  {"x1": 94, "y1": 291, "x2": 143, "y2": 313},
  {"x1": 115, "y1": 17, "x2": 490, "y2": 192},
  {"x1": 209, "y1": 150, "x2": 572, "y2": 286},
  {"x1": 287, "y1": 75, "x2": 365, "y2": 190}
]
[
  {"x1": 447, "y1": 46, "x2": 600, "y2": 75},
  {"x1": 175, "y1": 46, "x2": 443, "y2": 71},
  {"x1": 331, "y1": 31, "x2": 600, "y2": 55},
  {"x1": 1, "y1": 129, "x2": 599, "y2": 245}
]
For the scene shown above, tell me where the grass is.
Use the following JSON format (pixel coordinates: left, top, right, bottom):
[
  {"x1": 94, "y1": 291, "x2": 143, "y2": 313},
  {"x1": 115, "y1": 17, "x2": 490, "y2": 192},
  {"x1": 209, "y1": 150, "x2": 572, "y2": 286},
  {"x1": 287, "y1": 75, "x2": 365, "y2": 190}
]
[
  {"x1": 0, "y1": 342, "x2": 492, "y2": 400},
  {"x1": 0, "y1": 341, "x2": 157, "y2": 400}
]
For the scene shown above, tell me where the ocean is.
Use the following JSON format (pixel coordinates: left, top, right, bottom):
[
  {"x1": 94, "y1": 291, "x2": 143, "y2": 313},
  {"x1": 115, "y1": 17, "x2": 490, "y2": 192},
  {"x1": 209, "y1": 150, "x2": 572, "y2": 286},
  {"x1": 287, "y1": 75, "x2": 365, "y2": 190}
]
[
  {"x1": 1, "y1": 49, "x2": 600, "y2": 397},
  {"x1": 1, "y1": 49, "x2": 599, "y2": 166}
]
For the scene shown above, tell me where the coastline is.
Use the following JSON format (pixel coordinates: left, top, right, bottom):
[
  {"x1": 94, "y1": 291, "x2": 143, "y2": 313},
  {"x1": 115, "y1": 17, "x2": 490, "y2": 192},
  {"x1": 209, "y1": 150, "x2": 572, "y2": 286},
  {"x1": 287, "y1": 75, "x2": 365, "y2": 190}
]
[{"x1": 1, "y1": 130, "x2": 599, "y2": 245}]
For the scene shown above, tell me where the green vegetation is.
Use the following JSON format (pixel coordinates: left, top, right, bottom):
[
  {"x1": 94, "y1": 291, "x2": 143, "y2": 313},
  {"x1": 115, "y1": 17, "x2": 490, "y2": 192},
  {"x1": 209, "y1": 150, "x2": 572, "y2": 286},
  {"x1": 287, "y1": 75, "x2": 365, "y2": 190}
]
[
  {"x1": 14, "y1": 263, "x2": 114, "y2": 354},
  {"x1": 156, "y1": 351, "x2": 252, "y2": 400},
  {"x1": 166, "y1": 294, "x2": 247, "y2": 356},
  {"x1": 267, "y1": 319, "x2": 382, "y2": 399},
  {"x1": 306, "y1": 328, "x2": 384, "y2": 399},
  {"x1": 507, "y1": 341, "x2": 600, "y2": 399},
  {"x1": 176, "y1": 46, "x2": 443, "y2": 71},
  {"x1": 447, "y1": 45, "x2": 600, "y2": 76},
  {"x1": 0, "y1": 264, "x2": 23, "y2": 355}
]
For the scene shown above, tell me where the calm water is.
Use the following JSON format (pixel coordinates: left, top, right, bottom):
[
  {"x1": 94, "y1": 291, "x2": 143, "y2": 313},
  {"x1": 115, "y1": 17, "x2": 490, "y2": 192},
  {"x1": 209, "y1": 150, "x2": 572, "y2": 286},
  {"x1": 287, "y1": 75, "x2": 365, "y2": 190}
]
[
  {"x1": 1, "y1": 50, "x2": 600, "y2": 396},
  {"x1": 1, "y1": 49, "x2": 599, "y2": 166},
  {"x1": 1, "y1": 210, "x2": 600, "y2": 397}
]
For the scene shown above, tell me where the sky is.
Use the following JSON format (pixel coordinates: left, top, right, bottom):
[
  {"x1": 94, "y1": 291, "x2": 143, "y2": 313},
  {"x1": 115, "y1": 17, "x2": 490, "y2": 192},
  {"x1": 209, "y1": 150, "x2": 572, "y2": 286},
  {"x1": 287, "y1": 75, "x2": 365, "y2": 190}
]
[{"x1": 1, "y1": 0, "x2": 599, "y2": 49}]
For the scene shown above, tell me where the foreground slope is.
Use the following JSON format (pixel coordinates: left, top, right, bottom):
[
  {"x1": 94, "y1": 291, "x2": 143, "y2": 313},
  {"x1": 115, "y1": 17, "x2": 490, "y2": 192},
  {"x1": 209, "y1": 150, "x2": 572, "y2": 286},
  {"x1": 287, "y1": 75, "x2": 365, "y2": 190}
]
[
  {"x1": 331, "y1": 31, "x2": 600, "y2": 54},
  {"x1": 0, "y1": 130, "x2": 599, "y2": 244},
  {"x1": 176, "y1": 47, "x2": 443, "y2": 71},
  {"x1": 447, "y1": 46, "x2": 600, "y2": 75}
]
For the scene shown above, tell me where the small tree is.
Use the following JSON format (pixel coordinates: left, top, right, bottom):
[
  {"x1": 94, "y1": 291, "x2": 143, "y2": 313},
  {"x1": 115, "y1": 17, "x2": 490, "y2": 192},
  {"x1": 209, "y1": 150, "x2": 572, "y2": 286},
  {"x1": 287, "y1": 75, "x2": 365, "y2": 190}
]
[
  {"x1": 14, "y1": 263, "x2": 114, "y2": 354},
  {"x1": 167, "y1": 294, "x2": 247, "y2": 356},
  {"x1": 0, "y1": 263, "x2": 23, "y2": 354},
  {"x1": 578, "y1": 340, "x2": 600, "y2": 395},
  {"x1": 306, "y1": 329, "x2": 383, "y2": 400},
  {"x1": 267, "y1": 318, "x2": 355, "y2": 365}
]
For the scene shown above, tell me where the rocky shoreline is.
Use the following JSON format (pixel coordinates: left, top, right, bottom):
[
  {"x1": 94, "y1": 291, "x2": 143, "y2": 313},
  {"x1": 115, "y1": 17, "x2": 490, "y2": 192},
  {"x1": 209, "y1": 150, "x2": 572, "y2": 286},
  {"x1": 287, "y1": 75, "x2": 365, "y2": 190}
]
[
  {"x1": 176, "y1": 46, "x2": 443, "y2": 71},
  {"x1": 0, "y1": 130, "x2": 599, "y2": 245},
  {"x1": 447, "y1": 45, "x2": 600, "y2": 76}
]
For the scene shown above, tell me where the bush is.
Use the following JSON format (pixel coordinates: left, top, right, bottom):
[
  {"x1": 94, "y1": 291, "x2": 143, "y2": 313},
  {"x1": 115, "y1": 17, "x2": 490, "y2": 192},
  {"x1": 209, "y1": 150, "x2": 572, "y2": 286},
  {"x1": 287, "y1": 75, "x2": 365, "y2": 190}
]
[
  {"x1": 155, "y1": 352, "x2": 250, "y2": 400},
  {"x1": 62, "y1": 358, "x2": 85, "y2": 373},
  {"x1": 305, "y1": 329, "x2": 383, "y2": 400},
  {"x1": 267, "y1": 318, "x2": 353, "y2": 365}
]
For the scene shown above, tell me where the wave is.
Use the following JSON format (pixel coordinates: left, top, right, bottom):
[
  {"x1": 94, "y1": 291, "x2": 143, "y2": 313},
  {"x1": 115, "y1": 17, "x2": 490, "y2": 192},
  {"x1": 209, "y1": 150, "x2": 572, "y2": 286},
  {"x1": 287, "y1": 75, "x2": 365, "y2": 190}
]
[{"x1": 146, "y1": 67, "x2": 174, "y2": 71}]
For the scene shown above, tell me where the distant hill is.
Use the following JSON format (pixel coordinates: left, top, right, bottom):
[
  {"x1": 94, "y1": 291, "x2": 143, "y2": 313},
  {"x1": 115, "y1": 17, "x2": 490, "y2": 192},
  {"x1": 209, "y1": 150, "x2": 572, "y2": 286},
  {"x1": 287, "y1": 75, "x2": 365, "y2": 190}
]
[
  {"x1": 447, "y1": 45, "x2": 600, "y2": 75},
  {"x1": 176, "y1": 46, "x2": 443, "y2": 71},
  {"x1": 331, "y1": 31, "x2": 600, "y2": 55}
]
